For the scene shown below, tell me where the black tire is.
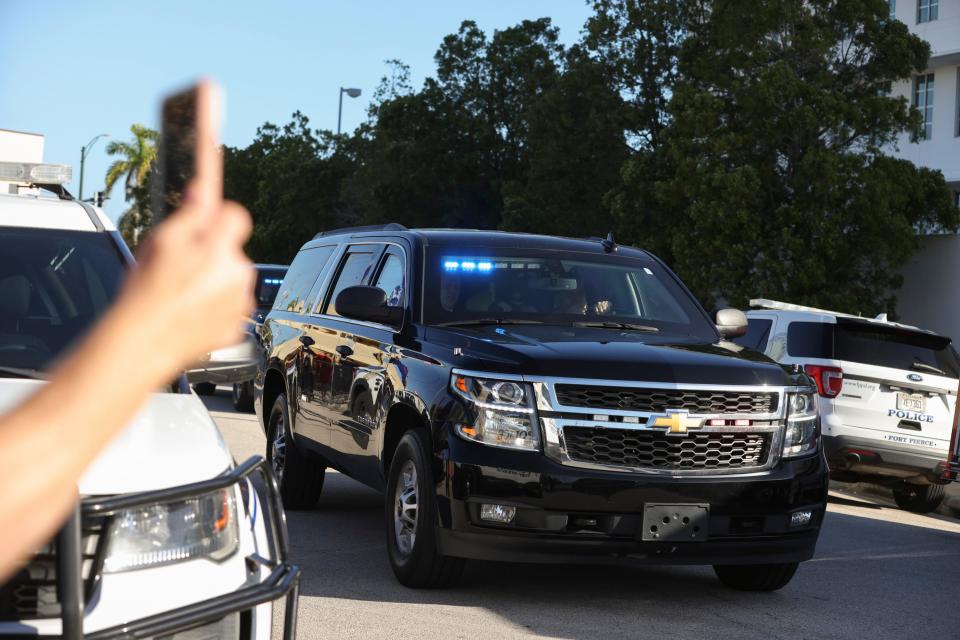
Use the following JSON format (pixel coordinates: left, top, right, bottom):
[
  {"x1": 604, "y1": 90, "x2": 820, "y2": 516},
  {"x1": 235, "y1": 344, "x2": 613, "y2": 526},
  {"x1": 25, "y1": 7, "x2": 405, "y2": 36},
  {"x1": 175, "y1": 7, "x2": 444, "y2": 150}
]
[
  {"x1": 232, "y1": 381, "x2": 254, "y2": 412},
  {"x1": 713, "y1": 562, "x2": 799, "y2": 591},
  {"x1": 267, "y1": 393, "x2": 325, "y2": 510},
  {"x1": 892, "y1": 483, "x2": 945, "y2": 514},
  {"x1": 193, "y1": 382, "x2": 216, "y2": 396},
  {"x1": 385, "y1": 429, "x2": 465, "y2": 588}
]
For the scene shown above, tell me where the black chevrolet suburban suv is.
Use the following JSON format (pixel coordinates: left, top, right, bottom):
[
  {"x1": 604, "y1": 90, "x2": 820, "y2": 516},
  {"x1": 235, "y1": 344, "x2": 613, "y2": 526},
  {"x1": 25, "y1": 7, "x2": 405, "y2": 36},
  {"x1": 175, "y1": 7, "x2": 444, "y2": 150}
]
[{"x1": 254, "y1": 224, "x2": 828, "y2": 590}]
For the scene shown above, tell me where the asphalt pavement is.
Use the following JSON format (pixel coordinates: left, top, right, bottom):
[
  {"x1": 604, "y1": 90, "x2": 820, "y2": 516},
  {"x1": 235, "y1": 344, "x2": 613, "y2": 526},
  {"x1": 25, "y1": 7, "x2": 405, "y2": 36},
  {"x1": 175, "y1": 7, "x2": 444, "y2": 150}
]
[{"x1": 201, "y1": 389, "x2": 960, "y2": 640}]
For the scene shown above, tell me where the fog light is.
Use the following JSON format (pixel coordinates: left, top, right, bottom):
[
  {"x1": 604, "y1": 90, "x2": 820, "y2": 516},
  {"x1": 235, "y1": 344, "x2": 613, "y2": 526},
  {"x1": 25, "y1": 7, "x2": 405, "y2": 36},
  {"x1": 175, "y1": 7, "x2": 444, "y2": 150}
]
[
  {"x1": 480, "y1": 503, "x2": 516, "y2": 524},
  {"x1": 790, "y1": 510, "x2": 813, "y2": 527}
]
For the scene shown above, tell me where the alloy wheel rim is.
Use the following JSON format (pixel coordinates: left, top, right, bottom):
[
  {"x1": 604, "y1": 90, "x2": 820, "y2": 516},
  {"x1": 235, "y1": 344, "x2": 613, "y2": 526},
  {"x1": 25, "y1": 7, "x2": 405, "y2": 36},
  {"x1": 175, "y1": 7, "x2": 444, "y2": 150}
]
[
  {"x1": 393, "y1": 460, "x2": 418, "y2": 555},
  {"x1": 271, "y1": 414, "x2": 286, "y2": 483}
]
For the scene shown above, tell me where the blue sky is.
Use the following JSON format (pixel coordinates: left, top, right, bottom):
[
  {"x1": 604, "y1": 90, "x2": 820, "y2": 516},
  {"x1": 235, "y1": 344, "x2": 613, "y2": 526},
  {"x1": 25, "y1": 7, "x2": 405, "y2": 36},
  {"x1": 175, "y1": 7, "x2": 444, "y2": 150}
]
[{"x1": 0, "y1": 1, "x2": 594, "y2": 221}]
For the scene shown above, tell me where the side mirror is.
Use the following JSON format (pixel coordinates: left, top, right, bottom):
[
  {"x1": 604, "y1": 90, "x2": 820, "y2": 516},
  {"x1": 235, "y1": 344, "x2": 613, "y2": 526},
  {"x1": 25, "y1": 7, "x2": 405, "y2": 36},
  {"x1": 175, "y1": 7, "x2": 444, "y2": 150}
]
[
  {"x1": 335, "y1": 285, "x2": 403, "y2": 326},
  {"x1": 715, "y1": 308, "x2": 748, "y2": 339}
]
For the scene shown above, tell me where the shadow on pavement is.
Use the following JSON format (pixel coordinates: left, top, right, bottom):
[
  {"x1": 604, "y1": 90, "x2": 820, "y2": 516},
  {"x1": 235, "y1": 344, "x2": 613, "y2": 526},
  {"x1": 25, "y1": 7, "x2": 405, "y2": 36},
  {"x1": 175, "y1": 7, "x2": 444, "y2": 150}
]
[{"x1": 286, "y1": 472, "x2": 960, "y2": 640}]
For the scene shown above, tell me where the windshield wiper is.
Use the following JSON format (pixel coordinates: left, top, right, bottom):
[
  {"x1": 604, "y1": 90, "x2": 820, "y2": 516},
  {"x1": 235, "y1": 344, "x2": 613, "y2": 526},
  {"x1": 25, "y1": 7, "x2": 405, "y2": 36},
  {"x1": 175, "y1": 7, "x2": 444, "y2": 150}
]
[
  {"x1": 911, "y1": 361, "x2": 946, "y2": 376},
  {"x1": 434, "y1": 318, "x2": 546, "y2": 328},
  {"x1": 0, "y1": 366, "x2": 46, "y2": 380},
  {"x1": 573, "y1": 321, "x2": 660, "y2": 332}
]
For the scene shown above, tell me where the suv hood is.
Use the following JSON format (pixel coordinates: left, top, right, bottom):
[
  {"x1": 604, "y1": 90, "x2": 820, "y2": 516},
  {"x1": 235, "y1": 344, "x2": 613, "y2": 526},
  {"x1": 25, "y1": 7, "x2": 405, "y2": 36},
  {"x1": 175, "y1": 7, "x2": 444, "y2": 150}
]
[
  {"x1": 0, "y1": 380, "x2": 233, "y2": 496},
  {"x1": 427, "y1": 325, "x2": 791, "y2": 386}
]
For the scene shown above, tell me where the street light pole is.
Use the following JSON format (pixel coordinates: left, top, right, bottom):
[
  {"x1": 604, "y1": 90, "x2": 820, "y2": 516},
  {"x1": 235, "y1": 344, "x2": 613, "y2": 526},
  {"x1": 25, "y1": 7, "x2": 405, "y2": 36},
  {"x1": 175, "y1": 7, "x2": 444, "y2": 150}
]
[
  {"x1": 337, "y1": 87, "x2": 362, "y2": 136},
  {"x1": 79, "y1": 133, "x2": 108, "y2": 201}
]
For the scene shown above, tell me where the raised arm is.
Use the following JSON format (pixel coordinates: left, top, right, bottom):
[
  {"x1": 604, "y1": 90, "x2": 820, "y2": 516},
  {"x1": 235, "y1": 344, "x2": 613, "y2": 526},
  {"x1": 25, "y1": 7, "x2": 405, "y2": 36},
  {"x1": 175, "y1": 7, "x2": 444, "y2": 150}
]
[{"x1": 0, "y1": 173, "x2": 253, "y2": 581}]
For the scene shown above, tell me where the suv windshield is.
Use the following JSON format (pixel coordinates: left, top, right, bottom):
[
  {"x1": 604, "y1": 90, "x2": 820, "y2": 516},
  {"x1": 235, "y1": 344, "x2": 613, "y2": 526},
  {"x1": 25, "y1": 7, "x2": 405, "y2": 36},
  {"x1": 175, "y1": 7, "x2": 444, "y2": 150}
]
[
  {"x1": 0, "y1": 227, "x2": 124, "y2": 373},
  {"x1": 255, "y1": 267, "x2": 287, "y2": 308},
  {"x1": 422, "y1": 247, "x2": 716, "y2": 339}
]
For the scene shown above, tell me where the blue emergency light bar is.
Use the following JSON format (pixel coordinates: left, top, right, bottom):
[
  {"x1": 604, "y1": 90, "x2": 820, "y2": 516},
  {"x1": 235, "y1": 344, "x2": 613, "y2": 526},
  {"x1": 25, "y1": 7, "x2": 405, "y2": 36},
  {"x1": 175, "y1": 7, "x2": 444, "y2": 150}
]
[{"x1": 443, "y1": 259, "x2": 493, "y2": 273}]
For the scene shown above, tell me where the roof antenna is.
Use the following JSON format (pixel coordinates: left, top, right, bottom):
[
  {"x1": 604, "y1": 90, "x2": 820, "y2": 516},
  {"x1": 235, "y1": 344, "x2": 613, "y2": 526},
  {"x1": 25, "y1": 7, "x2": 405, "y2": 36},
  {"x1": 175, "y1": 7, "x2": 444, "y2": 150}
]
[{"x1": 601, "y1": 231, "x2": 617, "y2": 253}]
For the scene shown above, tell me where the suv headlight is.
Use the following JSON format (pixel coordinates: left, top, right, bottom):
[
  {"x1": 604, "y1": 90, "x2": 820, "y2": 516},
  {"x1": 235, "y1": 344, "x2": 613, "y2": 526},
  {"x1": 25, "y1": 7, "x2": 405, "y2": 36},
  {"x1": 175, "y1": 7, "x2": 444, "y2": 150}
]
[
  {"x1": 103, "y1": 488, "x2": 239, "y2": 573},
  {"x1": 783, "y1": 389, "x2": 819, "y2": 458},
  {"x1": 451, "y1": 374, "x2": 540, "y2": 451}
]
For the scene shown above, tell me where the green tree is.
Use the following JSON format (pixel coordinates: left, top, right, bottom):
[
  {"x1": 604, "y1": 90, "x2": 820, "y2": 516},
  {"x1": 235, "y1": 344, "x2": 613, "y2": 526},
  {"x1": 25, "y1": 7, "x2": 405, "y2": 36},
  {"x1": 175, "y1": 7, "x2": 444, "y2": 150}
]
[
  {"x1": 583, "y1": 0, "x2": 691, "y2": 150},
  {"x1": 103, "y1": 123, "x2": 158, "y2": 248},
  {"x1": 344, "y1": 19, "x2": 623, "y2": 233},
  {"x1": 500, "y1": 46, "x2": 629, "y2": 236},
  {"x1": 224, "y1": 112, "x2": 358, "y2": 263},
  {"x1": 616, "y1": 0, "x2": 958, "y2": 314}
]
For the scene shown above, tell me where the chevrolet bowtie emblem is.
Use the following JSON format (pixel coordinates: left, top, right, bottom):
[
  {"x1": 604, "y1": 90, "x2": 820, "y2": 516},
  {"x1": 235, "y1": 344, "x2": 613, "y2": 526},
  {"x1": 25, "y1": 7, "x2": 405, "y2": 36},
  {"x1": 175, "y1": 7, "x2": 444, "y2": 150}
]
[{"x1": 648, "y1": 410, "x2": 702, "y2": 435}]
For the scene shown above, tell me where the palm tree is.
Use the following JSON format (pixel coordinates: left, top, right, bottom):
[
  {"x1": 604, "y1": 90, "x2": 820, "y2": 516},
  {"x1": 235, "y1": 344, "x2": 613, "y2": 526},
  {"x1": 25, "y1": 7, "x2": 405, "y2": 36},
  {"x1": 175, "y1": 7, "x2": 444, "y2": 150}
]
[
  {"x1": 104, "y1": 124, "x2": 158, "y2": 249},
  {"x1": 104, "y1": 123, "x2": 158, "y2": 200}
]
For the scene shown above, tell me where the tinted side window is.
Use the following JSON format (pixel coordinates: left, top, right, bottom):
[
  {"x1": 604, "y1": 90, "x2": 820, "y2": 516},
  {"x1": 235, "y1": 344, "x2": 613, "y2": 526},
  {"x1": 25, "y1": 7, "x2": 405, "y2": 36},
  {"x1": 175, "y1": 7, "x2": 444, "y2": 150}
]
[
  {"x1": 787, "y1": 322, "x2": 835, "y2": 358},
  {"x1": 272, "y1": 246, "x2": 336, "y2": 314},
  {"x1": 734, "y1": 318, "x2": 773, "y2": 352},
  {"x1": 324, "y1": 249, "x2": 377, "y2": 316},
  {"x1": 374, "y1": 254, "x2": 405, "y2": 307}
]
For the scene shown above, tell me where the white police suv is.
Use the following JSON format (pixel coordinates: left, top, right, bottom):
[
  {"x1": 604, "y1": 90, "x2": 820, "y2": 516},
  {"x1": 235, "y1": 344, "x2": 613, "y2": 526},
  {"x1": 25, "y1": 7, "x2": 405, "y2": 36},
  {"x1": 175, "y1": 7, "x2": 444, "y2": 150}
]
[
  {"x1": 0, "y1": 162, "x2": 298, "y2": 639},
  {"x1": 736, "y1": 299, "x2": 959, "y2": 513}
]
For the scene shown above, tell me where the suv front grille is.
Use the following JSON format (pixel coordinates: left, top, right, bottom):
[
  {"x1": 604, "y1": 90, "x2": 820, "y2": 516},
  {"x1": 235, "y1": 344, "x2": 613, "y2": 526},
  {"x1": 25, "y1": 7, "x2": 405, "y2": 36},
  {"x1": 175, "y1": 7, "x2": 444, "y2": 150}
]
[
  {"x1": 555, "y1": 385, "x2": 778, "y2": 415},
  {"x1": 0, "y1": 519, "x2": 105, "y2": 621},
  {"x1": 562, "y1": 426, "x2": 770, "y2": 471}
]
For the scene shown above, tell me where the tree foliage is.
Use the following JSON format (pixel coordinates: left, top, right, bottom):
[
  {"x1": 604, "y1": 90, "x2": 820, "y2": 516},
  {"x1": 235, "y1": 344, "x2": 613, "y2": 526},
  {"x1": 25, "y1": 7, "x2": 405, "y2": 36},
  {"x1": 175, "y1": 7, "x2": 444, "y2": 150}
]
[
  {"x1": 104, "y1": 124, "x2": 158, "y2": 249},
  {"x1": 224, "y1": 112, "x2": 358, "y2": 263},
  {"x1": 625, "y1": 0, "x2": 959, "y2": 313},
  {"x1": 209, "y1": 0, "x2": 955, "y2": 317}
]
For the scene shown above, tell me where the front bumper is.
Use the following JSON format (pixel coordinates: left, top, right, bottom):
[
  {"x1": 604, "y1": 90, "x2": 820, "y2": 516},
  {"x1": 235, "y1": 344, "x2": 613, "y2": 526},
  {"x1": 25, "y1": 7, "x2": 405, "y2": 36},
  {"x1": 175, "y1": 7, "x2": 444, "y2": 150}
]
[
  {"x1": 22, "y1": 457, "x2": 299, "y2": 640},
  {"x1": 437, "y1": 436, "x2": 828, "y2": 566},
  {"x1": 85, "y1": 562, "x2": 299, "y2": 640}
]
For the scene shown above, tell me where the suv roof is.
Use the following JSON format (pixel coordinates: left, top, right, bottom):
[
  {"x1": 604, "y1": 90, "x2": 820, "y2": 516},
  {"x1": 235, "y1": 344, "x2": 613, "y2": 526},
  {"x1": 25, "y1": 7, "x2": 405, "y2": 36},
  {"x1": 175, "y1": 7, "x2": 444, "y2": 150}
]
[
  {"x1": 0, "y1": 191, "x2": 114, "y2": 232},
  {"x1": 749, "y1": 298, "x2": 939, "y2": 337},
  {"x1": 308, "y1": 225, "x2": 650, "y2": 258}
]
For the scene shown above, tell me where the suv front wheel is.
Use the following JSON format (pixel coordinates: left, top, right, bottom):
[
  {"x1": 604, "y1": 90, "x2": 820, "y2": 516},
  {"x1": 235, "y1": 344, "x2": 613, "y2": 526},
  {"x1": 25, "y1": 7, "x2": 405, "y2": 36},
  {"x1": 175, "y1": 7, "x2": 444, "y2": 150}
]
[
  {"x1": 713, "y1": 562, "x2": 799, "y2": 591},
  {"x1": 385, "y1": 429, "x2": 465, "y2": 588},
  {"x1": 267, "y1": 393, "x2": 325, "y2": 509},
  {"x1": 892, "y1": 483, "x2": 945, "y2": 514}
]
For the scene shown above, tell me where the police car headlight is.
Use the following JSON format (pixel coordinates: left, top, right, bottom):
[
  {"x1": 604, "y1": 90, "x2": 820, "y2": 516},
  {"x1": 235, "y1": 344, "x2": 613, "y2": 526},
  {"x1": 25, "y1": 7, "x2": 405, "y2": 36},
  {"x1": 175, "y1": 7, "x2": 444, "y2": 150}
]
[
  {"x1": 783, "y1": 390, "x2": 819, "y2": 458},
  {"x1": 451, "y1": 374, "x2": 540, "y2": 451},
  {"x1": 103, "y1": 488, "x2": 239, "y2": 573}
]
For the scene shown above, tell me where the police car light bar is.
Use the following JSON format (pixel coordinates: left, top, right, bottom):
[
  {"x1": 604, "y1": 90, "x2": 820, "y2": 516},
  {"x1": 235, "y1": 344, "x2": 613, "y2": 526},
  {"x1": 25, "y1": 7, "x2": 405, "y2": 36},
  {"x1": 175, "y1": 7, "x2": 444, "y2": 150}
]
[{"x1": 0, "y1": 161, "x2": 73, "y2": 185}]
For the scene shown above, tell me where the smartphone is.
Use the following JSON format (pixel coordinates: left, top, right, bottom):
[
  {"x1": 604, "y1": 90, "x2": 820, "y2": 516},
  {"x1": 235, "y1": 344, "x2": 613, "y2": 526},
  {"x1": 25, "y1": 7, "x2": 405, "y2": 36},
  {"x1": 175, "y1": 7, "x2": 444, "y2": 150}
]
[{"x1": 153, "y1": 81, "x2": 222, "y2": 222}]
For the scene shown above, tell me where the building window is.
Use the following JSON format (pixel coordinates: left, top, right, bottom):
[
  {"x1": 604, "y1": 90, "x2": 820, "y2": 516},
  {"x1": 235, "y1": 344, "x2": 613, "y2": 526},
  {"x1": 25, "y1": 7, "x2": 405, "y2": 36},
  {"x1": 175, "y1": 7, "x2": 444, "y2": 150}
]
[
  {"x1": 956, "y1": 67, "x2": 960, "y2": 137},
  {"x1": 917, "y1": 0, "x2": 938, "y2": 23},
  {"x1": 914, "y1": 73, "x2": 934, "y2": 140}
]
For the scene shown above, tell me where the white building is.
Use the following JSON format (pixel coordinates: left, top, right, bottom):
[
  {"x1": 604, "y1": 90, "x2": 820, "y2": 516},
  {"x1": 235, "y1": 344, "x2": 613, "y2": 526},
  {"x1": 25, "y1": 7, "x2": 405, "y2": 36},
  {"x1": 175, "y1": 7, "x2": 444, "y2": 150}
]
[
  {"x1": 889, "y1": 0, "x2": 960, "y2": 201},
  {"x1": 0, "y1": 129, "x2": 44, "y2": 163},
  {"x1": 891, "y1": 1, "x2": 960, "y2": 342},
  {"x1": 0, "y1": 129, "x2": 47, "y2": 195}
]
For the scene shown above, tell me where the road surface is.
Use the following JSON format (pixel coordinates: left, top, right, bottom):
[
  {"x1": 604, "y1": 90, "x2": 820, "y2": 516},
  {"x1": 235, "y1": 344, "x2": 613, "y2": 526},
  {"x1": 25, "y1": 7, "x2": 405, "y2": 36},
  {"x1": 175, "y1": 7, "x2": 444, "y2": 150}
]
[{"x1": 202, "y1": 390, "x2": 960, "y2": 640}]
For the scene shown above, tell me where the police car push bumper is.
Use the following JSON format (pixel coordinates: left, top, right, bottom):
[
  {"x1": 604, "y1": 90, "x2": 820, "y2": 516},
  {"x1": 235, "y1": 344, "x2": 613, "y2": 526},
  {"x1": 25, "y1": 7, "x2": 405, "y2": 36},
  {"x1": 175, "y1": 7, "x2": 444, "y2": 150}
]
[{"x1": 55, "y1": 456, "x2": 299, "y2": 640}]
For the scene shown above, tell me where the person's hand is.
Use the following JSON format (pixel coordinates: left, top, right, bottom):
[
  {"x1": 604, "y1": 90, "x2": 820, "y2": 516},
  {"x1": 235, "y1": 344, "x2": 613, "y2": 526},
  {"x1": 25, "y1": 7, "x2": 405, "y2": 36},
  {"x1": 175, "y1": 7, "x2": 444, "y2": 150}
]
[{"x1": 123, "y1": 186, "x2": 254, "y2": 373}]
